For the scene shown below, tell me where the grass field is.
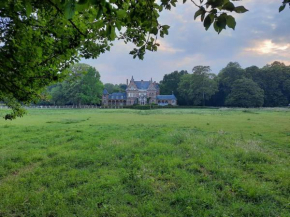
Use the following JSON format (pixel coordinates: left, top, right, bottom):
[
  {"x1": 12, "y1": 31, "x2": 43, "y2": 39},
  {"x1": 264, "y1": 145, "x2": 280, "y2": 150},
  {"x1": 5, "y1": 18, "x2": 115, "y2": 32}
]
[{"x1": 0, "y1": 108, "x2": 289, "y2": 216}]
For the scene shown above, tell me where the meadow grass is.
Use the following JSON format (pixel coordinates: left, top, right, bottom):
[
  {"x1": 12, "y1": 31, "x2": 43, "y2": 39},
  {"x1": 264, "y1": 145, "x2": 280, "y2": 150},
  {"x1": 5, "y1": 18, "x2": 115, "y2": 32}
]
[{"x1": 0, "y1": 108, "x2": 289, "y2": 216}]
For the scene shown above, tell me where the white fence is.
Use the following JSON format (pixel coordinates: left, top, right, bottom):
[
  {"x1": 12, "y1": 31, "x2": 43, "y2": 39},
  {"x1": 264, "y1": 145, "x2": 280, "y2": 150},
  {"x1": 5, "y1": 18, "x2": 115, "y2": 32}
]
[{"x1": 0, "y1": 105, "x2": 100, "y2": 109}]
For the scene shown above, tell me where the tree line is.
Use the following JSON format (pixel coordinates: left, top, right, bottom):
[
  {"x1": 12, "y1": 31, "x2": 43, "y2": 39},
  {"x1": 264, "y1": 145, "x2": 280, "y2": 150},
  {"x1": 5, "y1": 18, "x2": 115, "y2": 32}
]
[
  {"x1": 160, "y1": 61, "x2": 290, "y2": 107},
  {"x1": 39, "y1": 61, "x2": 290, "y2": 108}
]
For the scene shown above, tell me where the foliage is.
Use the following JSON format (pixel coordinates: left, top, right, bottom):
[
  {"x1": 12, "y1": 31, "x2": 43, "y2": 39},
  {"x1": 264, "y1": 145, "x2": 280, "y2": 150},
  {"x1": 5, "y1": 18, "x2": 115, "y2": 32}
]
[
  {"x1": 104, "y1": 83, "x2": 127, "y2": 94},
  {"x1": 158, "y1": 61, "x2": 290, "y2": 108},
  {"x1": 225, "y1": 78, "x2": 264, "y2": 107},
  {"x1": 279, "y1": 0, "x2": 290, "y2": 12},
  {"x1": 213, "y1": 62, "x2": 245, "y2": 105},
  {"x1": 178, "y1": 66, "x2": 218, "y2": 106},
  {"x1": 246, "y1": 62, "x2": 290, "y2": 107},
  {"x1": 0, "y1": 108, "x2": 289, "y2": 216},
  {"x1": 159, "y1": 70, "x2": 188, "y2": 105},
  {"x1": 48, "y1": 63, "x2": 103, "y2": 106}
]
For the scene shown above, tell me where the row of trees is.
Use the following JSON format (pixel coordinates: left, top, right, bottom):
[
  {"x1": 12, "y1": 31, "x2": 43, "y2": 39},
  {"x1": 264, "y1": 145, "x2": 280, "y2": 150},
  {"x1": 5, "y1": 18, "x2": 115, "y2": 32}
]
[
  {"x1": 160, "y1": 61, "x2": 290, "y2": 107},
  {"x1": 39, "y1": 61, "x2": 290, "y2": 108},
  {"x1": 38, "y1": 64, "x2": 103, "y2": 106}
]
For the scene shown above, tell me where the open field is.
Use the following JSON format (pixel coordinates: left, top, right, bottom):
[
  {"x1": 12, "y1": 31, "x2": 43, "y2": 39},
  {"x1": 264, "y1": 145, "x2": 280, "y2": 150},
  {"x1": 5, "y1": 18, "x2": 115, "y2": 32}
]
[{"x1": 0, "y1": 108, "x2": 290, "y2": 216}]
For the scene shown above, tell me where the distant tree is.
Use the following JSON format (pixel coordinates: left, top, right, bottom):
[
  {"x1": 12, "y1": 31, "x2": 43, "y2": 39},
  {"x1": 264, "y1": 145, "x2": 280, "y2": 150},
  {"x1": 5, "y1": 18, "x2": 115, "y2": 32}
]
[
  {"x1": 79, "y1": 67, "x2": 103, "y2": 105},
  {"x1": 213, "y1": 62, "x2": 245, "y2": 106},
  {"x1": 49, "y1": 64, "x2": 103, "y2": 106},
  {"x1": 192, "y1": 66, "x2": 211, "y2": 75},
  {"x1": 178, "y1": 66, "x2": 218, "y2": 106},
  {"x1": 225, "y1": 78, "x2": 264, "y2": 107},
  {"x1": 119, "y1": 84, "x2": 128, "y2": 93},
  {"x1": 50, "y1": 84, "x2": 66, "y2": 105},
  {"x1": 104, "y1": 83, "x2": 116, "y2": 94},
  {"x1": 248, "y1": 62, "x2": 290, "y2": 107},
  {"x1": 160, "y1": 70, "x2": 188, "y2": 105}
]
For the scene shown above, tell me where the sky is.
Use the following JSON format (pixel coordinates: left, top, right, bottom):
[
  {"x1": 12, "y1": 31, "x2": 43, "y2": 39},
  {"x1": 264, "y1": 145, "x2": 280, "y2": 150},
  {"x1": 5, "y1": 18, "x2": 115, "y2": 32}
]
[{"x1": 80, "y1": 0, "x2": 290, "y2": 84}]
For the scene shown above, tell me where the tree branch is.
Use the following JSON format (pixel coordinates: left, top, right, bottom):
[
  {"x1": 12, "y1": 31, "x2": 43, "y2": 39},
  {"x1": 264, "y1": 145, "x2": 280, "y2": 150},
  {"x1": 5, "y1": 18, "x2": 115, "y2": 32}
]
[{"x1": 47, "y1": 0, "x2": 86, "y2": 37}]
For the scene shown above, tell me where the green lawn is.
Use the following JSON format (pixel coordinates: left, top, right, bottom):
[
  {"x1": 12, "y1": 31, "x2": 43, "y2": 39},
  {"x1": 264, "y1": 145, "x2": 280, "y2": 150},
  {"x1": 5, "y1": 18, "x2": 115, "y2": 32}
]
[{"x1": 0, "y1": 108, "x2": 289, "y2": 216}]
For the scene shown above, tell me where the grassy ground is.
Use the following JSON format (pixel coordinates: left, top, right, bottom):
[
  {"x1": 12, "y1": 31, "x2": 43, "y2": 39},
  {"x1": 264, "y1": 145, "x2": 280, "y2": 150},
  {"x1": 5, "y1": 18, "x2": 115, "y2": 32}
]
[{"x1": 0, "y1": 108, "x2": 289, "y2": 217}]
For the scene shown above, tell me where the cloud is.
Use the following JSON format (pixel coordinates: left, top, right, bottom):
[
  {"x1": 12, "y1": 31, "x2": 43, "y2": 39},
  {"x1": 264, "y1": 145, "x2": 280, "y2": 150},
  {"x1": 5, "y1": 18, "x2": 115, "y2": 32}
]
[
  {"x1": 156, "y1": 39, "x2": 185, "y2": 54},
  {"x1": 242, "y1": 40, "x2": 290, "y2": 57}
]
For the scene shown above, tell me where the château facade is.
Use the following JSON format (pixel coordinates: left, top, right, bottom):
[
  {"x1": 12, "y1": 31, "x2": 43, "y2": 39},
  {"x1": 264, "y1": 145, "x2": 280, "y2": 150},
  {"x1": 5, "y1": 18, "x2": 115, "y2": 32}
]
[{"x1": 102, "y1": 77, "x2": 177, "y2": 107}]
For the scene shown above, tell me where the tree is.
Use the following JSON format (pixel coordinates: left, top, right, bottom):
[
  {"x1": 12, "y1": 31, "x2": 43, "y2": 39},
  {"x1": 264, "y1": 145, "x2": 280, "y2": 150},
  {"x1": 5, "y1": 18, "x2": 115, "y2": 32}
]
[
  {"x1": 49, "y1": 64, "x2": 103, "y2": 106},
  {"x1": 178, "y1": 66, "x2": 218, "y2": 106},
  {"x1": 119, "y1": 84, "x2": 128, "y2": 93},
  {"x1": 225, "y1": 78, "x2": 264, "y2": 107},
  {"x1": 78, "y1": 67, "x2": 103, "y2": 105},
  {"x1": 257, "y1": 62, "x2": 290, "y2": 107},
  {"x1": 160, "y1": 70, "x2": 188, "y2": 105},
  {"x1": 0, "y1": 0, "x2": 251, "y2": 119},
  {"x1": 214, "y1": 62, "x2": 245, "y2": 105}
]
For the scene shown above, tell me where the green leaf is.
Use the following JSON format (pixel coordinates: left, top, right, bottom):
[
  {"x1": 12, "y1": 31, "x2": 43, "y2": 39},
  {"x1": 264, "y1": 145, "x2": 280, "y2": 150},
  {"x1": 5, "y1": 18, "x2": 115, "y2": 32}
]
[
  {"x1": 115, "y1": 21, "x2": 122, "y2": 31},
  {"x1": 204, "y1": 14, "x2": 214, "y2": 31},
  {"x1": 65, "y1": 1, "x2": 75, "y2": 19},
  {"x1": 213, "y1": 21, "x2": 220, "y2": 33},
  {"x1": 36, "y1": 47, "x2": 42, "y2": 57},
  {"x1": 25, "y1": 1, "x2": 32, "y2": 17},
  {"x1": 222, "y1": 2, "x2": 235, "y2": 12},
  {"x1": 234, "y1": 6, "x2": 248, "y2": 13},
  {"x1": 96, "y1": 8, "x2": 103, "y2": 20},
  {"x1": 194, "y1": 8, "x2": 205, "y2": 20},
  {"x1": 110, "y1": 26, "x2": 116, "y2": 40},
  {"x1": 279, "y1": 4, "x2": 286, "y2": 12},
  {"x1": 116, "y1": 10, "x2": 127, "y2": 19},
  {"x1": 151, "y1": 27, "x2": 158, "y2": 35},
  {"x1": 226, "y1": 15, "x2": 236, "y2": 30}
]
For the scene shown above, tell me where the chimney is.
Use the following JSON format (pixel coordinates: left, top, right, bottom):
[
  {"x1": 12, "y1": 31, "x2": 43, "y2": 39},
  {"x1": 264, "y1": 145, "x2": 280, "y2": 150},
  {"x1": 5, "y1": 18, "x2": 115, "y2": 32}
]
[{"x1": 126, "y1": 79, "x2": 128, "y2": 85}]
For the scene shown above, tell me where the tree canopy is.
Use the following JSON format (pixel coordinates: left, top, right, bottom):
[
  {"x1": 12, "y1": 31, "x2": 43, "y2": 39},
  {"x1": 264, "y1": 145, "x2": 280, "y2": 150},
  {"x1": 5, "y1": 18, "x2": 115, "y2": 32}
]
[
  {"x1": 40, "y1": 64, "x2": 103, "y2": 106},
  {"x1": 225, "y1": 78, "x2": 264, "y2": 107},
  {"x1": 178, "y1": 66, "x2": 218, "y2": 106},
  {"x1": 159, "y1": 61, "x2": 290, "y2": 107}
]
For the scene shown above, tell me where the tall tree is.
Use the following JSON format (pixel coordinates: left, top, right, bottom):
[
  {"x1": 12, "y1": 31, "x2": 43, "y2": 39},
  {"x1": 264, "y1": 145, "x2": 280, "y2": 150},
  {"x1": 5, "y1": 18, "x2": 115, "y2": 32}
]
[
  {"x1": 258, "y1": 62, "x2": 290, "y2": 107},
  {"x1": 225, "y1": 78, "x2": 264, "y2": 107},
  {"x1": 49, "y1": 64, "x2": 103, "y2": 106},
  {"x1": 214, "y1": 62, "x2": 245, "y2": 106},
  {"x1": 160, "y1": 70, "x2": 188, "y2": 105},
  {"x1": 178, "y1": 66, "x2": 218, "y2": 106},
  {"x1": 79, "y1": 67, "x2": 103, "y2": 105}
]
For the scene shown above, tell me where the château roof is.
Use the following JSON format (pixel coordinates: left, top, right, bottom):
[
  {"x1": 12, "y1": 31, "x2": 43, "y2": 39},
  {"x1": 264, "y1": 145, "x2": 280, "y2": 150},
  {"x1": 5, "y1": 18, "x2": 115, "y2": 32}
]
[
  {"x1": 103, "y1": 89, "x2": 109, "y2": 95},
  {"x1": 133, "y1": 81, "x2": 159, "y2": 90},
  {"x1": 134, "y1": 81, "x2": 151, "y2": 90},
  {"x1": 108, "y1": 92, "x2": 127, "y2": 100},
  {"x1": 156, "y1": 95, "x2": 176, "y2": 100}
]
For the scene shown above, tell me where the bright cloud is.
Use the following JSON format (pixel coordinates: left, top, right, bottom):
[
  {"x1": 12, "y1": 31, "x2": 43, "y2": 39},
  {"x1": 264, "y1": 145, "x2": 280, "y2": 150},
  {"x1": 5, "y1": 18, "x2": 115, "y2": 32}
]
[{"x1": 243, "y1": 40, "x2": 290, "y2": 56}]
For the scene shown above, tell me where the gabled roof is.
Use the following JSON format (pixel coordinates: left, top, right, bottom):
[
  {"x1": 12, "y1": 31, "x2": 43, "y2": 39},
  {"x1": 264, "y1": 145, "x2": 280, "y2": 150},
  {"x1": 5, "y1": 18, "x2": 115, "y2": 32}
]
[
  {"x1": 133, "y1": 81, "x2": 159, "y2": 90},
  {"x1": 108, "y1": 92, "x2": 127, "y2": 100},
  {"x1": 134, "y1": 81, "x2": 151, "y2": 90},
  {"x1": 156, "y1": 95, "x2": 176, "y2": 100},
  {"x1": 103, "y1": 89, "x2": 109, "y2": 95}
]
